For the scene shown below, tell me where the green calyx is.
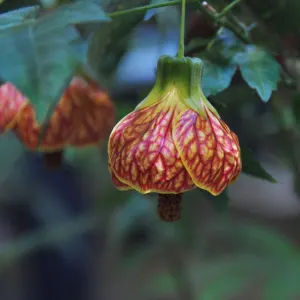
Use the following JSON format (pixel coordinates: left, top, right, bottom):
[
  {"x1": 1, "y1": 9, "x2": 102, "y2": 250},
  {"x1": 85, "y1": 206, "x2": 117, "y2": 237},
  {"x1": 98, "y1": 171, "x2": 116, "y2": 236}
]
[
  {"x1": 136, "y1": 55, "x2": 218, "y2": 117},
  {"x1": 155, "y1": 55, "x2": 204, "y2": 96}
]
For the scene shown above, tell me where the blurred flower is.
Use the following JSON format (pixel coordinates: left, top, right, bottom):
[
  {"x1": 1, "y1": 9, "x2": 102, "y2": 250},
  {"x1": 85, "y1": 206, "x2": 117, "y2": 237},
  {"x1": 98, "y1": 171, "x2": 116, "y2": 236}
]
[
  {"x1": 0, "y1": 82, "x2": 26, "y2": 132},
  {"x1": 0, "y1": 76, "x2": 115, "y2": 168},
  {"x1": 108, "y1": 55, "x2": 241, "y2": 221}
]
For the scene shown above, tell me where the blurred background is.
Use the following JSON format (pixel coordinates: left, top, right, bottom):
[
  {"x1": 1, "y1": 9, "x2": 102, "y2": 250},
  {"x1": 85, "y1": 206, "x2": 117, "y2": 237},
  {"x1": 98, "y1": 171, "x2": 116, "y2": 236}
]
[{"x1": 2, "y1": 0, "x2": 300, "y2": 299}]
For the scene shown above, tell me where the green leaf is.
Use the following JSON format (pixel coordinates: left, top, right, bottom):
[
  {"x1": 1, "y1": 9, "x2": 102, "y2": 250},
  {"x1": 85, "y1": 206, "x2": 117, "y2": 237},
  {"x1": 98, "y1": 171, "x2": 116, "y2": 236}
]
[
  {"x1": 200, "y1": 189, "x2": 230, "y2": 213},
  {"x1": 233, "y1": 45, "x2": 281, "y2": 102},
  {"x1": 202, "y1": 62, "x2": 237, "y2": 97},
  {"x1": 200, "y1": 28, "x2": 244, "y2": 65},
  {"x1": 236, "y1": 225, "x2": 299, "y2": 256},
  {"x1": 0, "y1": 21, "x2": 81, "y2": 123},
  {"x1": 200, "y1": 275, "x2": 249, "y2": 300},
  {"x1": 37, "y1": 73, "x2": 75, "y2": 146},
  {"x1": 264, "y1": 262, "x2": 300, "y2": 300},
  {"x1": 146, "y1": 273, "x2": 177, "y2": 298},
  {"x1": 87, "y1": 0, "x2": 150, "y2": 87},
  {"x1": 104, "y1": 0, "x2": 150, "y2": 12},
  {"x1": 241, "y1": 147, "x2": 277, "y2": 182},
  {"x1": 194, "y1": 226, "x2": 300, "y2": 300},
  {"x1": 211, "y1": 189, "x2": 230, "y2": 213},
  {"x1": 193, "y1": 255, "x2": 264, "y2": 300},
  {"x1": 40, "y1": 1, "x2": 111, "y2": 30},
  {"x1": 0, "y1": 6, "x2": 40, "y2": 30}
]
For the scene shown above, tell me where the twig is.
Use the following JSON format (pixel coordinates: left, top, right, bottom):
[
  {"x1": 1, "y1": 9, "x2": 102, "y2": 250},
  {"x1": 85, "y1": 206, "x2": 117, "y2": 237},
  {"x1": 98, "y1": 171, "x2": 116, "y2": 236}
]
[
  {"x1": 197, "y1": 0, "x2": 250, "y2": 44},
  {"x1": 217, "y1": 0, "x2": 243, "y2": 18},
  {"x1": 108, "y1": 0, "x2": 249, "y2": 44},
  {"x1": 108, "y1": 0, "x2": 185, "y2": 18}
]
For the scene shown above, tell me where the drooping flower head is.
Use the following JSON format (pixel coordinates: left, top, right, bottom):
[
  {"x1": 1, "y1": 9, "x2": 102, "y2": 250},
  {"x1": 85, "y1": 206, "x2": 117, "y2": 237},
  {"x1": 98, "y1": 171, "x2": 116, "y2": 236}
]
[
  {"x1": 0, "y1": 76, "x2": 115, "y2": 168},
  {"x1": 108, "y1": 56, "x2": 241, "y2": 222}
]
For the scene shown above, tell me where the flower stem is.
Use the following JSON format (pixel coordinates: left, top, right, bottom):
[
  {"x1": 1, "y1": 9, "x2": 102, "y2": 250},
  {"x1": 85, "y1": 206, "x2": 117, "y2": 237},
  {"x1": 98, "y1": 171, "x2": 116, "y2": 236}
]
[
  {"x1": 108, "y1": 0, "x2": 184, "y2": 18},
  {"x1": 107, "y1": 0, "x2": 248, "y2": 44},
  {"x1": 197, "y1": 0, "x2": 250, "y2": 44},
  {"x1": 177, "y1": 0, "x2": 187, "y2": 58},
  {"x1": 217, "y1": 0, "x2": 243, "y2": 18}
]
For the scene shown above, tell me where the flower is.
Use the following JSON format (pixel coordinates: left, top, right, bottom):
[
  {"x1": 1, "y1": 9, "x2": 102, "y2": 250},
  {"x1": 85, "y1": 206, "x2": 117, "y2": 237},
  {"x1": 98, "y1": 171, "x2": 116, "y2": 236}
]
[
  {"x1": 0, "y1": 76, "x2": 115, "y2": 167},
  {"x1": 108, "y1": 56, "x2": 241, "y2": 221},
  {"x1": 0, "y1": 82, "x2": 27, "y2": 133}
]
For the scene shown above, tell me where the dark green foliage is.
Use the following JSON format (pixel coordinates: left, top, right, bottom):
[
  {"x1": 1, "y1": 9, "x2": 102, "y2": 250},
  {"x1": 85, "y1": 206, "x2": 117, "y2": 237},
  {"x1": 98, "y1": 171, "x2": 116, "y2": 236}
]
[
  {"x1": 241, "y1": 147, "x2": 277, "y2": 183},
  {"x1": 87, "y1": 0, "x2": 151, "y2": 87}
]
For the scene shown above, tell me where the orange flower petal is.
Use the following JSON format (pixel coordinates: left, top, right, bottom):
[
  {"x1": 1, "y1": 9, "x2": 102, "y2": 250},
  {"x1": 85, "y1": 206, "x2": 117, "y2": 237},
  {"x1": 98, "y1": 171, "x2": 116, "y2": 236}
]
[
  {"x1": 13, "y1": 77, "x2": 115, "y2": 151},
  {"x1": 0, "y1": 83, "x2": 27, "y2": 132},
  {"x1": 173, "y1": 107, "x2": 241, "y2": 195},
  {"x1": 111, "y1": 172, "x2": 133, "y2": 190},
  {"x1": 109, "y1": 102, "x2": 195, "y2": 194},
  {"x1": 108, "y1": 161, "x2": 132, "y2": 191},
  {"x1": 14, "y1": 102, "x2": 74, "y2": 151},
  {"x1": 64, "y1": 77, "x2": 115, "y2": 146}
]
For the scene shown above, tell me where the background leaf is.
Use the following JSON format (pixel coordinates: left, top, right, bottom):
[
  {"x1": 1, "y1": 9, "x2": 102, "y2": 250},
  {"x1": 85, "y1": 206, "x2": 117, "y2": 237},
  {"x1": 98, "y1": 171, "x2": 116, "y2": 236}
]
[
  {"x1": 234, "y1": 45, "x2": 281, "y2": 102},
  {"x1": 235, "y1": 225, "x2": 299, "y2": 256},
  {"x1": 263, "y1": 261, "x2": 300, "y2": 300},
  {"x1": 208, "y1": 189, "x2": 230, "y2": 213},
  {"x1": 87, "y1": 0, "x2": 150, "y2": 87},
  {"x1": 0, "y1": 5, "x2": 40, "y2": 30},
  {"x1": 40, "y1": 0, "x2": 111, "y2": 30},
  {"x1": 241, "y1": 147, "x2": 277, "y2": 182},
  {"x1": 0, "y1": 2, "x2": 111, "y2": 123},
  {"x1": 202, "y1": 61, "x2": 237, "y2": 97},
  {"x1": 199, "y1": 275, "x2": 249, "y2": 300},
  {"x1": 0, "y1": 22, "x2": 80, "y2": 123}
]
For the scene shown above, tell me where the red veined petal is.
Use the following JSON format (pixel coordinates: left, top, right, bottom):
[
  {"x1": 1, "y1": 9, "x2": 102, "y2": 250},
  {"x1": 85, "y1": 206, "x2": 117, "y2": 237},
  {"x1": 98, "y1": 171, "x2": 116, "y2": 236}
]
[
  {"x1": 0, "y1": 83, "x2": 27, "y2": 132},
  {"x1": 173, "y1": 107, "x2": 241, "y2": 195},
  {"x1": 64, "y1": 77, "x2": 115, "y2": 146},
  {"x1": 14, "y1": 101, "x2": 73, "y2": 151},
  {"x1": 108, "y1": 100, "x2": 194, "y2": 194}
]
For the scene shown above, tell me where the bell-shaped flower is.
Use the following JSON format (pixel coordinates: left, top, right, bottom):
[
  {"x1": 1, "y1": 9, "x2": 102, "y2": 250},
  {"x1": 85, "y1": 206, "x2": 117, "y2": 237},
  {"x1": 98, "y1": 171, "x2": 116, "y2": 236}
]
[
  {"x1": 0, "y1": 76, "x2": 115, "y2": 167},
  {"x1": 108, "y1": 56, "x2": 241, "y2": 221}
]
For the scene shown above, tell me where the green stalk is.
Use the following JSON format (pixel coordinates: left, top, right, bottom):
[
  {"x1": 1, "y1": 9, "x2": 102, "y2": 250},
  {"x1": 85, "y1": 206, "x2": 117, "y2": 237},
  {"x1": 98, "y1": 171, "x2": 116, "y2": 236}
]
[
  {"x1": 107, "y1": 0, "x2": 248, "y2": 44},
  {"x1": 217, "y1": 0, "x2": 243, "y2": 18},
  {"x1": 108, "y1": 0, "x2": 184, "y2": 18},
  {"x1": 177, "y1": 0, "x2": 187, "y2": 58},
  {"x1": 196, "y1": 0, "x2": 250, "y2": 44}
]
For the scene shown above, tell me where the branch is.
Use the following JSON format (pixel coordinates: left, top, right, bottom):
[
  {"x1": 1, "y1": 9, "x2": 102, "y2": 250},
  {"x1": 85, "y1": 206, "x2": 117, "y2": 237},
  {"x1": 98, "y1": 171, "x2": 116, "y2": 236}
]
[
  {"x1": 108, "y1": 0, "x2": 249, "y2": 44},
  {"x1": 108, "y1": 0, "x2": 184, "y2": 18},
  {"x1": 197, "y1": 0, "x2": 250, "y2": 44},
  {"x1": 217, "y1": 0, "x2": 243, "y2": 18}
]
